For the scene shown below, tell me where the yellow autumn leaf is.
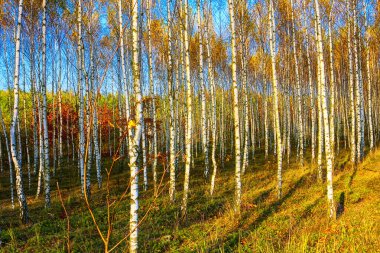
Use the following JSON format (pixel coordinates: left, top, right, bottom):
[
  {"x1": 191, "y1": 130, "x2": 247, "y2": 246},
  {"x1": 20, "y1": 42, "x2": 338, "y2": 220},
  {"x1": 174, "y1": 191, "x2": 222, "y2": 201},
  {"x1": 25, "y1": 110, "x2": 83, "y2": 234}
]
[{"x1": 128, "y1": 120, "x2": 136, "y2": 129}]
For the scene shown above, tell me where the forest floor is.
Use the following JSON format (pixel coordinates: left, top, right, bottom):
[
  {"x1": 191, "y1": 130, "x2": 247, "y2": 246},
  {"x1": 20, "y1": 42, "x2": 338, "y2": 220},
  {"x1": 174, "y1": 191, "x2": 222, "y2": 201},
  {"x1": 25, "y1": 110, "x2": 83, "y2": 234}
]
[{"x1": 0, "y1": 148, "x2": 379, "y2": 252}]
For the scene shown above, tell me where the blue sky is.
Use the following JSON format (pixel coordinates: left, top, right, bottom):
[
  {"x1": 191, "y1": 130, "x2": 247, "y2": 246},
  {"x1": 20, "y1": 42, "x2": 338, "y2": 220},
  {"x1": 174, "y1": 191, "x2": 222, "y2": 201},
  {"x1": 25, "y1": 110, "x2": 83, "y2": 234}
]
[{"x1": 0, "y1": 0, "x2": 377, "y2": 92}]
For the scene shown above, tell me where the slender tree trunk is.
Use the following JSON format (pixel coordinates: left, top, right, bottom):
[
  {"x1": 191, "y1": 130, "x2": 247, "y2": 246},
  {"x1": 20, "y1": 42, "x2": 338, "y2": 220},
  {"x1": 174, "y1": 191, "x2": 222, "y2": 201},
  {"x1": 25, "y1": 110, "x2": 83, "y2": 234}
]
[
  {"x1": 205, "y1": 5, "x2": 217, "y2": 195},
  {"x1": 84, "y1": 46, "x2": 92, "y2": 198},
  {"x1": 77, "y1": 0, "x2": 85, "y2": 195},
  {"x1": 52, "y1": 61, "x2": 57, "y2": 177},
  {"x1": 364, "y1": 5, "x2": 374, "y2": 151},
  {"x1": 264, "y1": 78, "x2": 269, "y2": 159},
  {"x1": 347, "y1": 0, "x2": 356, "y2": 164},
  {"x1": 328, "y1": 9, "x2": 335, "y2": 157},
  {"x1": 93, "y1": 102, "x2": 102, "y2": 188},
  {"x1": 36, "y1": 94, "x2": 44, "y2": 198},
  {"x1": 317, "y1": 52, "x2": 324, "y2": 181},
  {"x1": 58, "y1": 43, "x2": 63, "y2": 176},
  {"x1": 167, "y1": 0, "x2": 176, "y2": 202},
  {"x1": 118, "y1": 0, "x2": 131, "y2": 154},
  {"x1": 31, "y1": 68, "x2": 39, "y2": 175},
  {"x1": 142, "y1": 118, "x2": 148, "y2": 191},
  {"x1": 129, "y1": 0, "x2": 143, "y2": 251},
  {"x1": 197, "y1": 0, "x2": 209, "y2": 178},
  {"x1": 10, "y1": 0, "x2": 29, "y2": 223},
  {"x1": 250, "y1": 100, "x2": 255, "y2": 159},
  {"x1": 241, "y1": 39, "x2": 249, "y2": 174},
  {"x1": 290, "y1": 0, "x2": 304, "y2": 165},
  {"x1": 353, "y1": 2, "x2": 364, "y2": 161},
  {"x1": 181, "y1": 0, "x2": 193, "y2": 217},
  {"x1": 306, "y1": 32, "x2": 315, "y2": 163},
  {"x1": 228, "y1": 0, "x2": 242, "y2": 213},
  {"x1": 41, "y1": 0, "x2": 51, "y2": 208},
  {"x1": 269, "y1": 0, "x2": 283, "y2": 199},
  {"x1": 23, "y1": 96, "x2": 31, "y2": 191},
  {"x1": 315, "y1": 0, "x2": 335, "y2": 219},
  {"x1": 90, "y1": 49, "x2": 101, "y2": 189},
  {"x1": 147, "y1": 0, "x2": 157, "y2": 193}
]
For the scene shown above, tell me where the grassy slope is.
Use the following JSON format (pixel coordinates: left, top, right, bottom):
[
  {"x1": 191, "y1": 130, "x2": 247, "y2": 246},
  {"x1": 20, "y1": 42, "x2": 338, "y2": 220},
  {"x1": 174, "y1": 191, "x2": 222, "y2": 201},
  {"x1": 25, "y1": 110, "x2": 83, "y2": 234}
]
[{"x1": 0, "y1": 148, "x2": 379, "y2": 252}]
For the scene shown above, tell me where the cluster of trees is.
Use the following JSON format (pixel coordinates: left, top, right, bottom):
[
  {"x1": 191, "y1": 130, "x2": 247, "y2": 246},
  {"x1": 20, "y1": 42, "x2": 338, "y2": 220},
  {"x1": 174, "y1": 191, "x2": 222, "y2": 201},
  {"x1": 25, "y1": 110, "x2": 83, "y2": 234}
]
[{"x1": 1, "y1": 0, "x2": 380, "y2": 251}]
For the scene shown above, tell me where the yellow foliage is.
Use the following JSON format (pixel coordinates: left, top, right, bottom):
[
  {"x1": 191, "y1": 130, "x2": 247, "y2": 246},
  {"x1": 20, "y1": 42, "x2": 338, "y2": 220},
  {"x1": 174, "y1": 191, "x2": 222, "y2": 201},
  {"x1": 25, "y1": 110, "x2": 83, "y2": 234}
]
[{"x1": 128, "y1": 120, "x2": 137, "y2": 129}]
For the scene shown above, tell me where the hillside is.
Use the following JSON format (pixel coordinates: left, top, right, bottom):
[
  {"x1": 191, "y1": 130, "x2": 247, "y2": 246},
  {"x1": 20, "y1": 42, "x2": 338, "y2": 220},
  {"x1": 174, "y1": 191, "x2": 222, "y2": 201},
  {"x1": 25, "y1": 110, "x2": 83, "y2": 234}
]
[{"x1": 0, "y1": 149, "x2": 379, "y2": 252}]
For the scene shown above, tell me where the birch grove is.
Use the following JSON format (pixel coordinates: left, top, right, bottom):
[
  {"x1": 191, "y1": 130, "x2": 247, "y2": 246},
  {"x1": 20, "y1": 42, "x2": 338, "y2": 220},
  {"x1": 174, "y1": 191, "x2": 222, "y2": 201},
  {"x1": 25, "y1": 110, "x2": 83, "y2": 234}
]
[{"x1": 1, "y1": 0, "x2": 380, "y2": 251}]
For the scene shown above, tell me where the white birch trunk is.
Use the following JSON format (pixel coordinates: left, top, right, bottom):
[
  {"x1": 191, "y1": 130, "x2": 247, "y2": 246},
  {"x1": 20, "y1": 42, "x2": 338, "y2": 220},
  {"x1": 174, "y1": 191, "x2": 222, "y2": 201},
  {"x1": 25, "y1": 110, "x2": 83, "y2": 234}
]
[
  {"x1": 10, "y1": 0, "x2": 29, "y2": 222},
  {"x1": 36, "y1": 94, "x2": 44, "y2": 198},
  {"x1": 147, "y1": 0, "x2": 157, "y2": 193},
  {"x1": 129, "y1": 0, "x2": 143, "y2": 251},
  {"x1": 364, "y1": 5, "x2": 374, "y2": 151},
  {"x1": 241, "y1": 40, "x2": 249, "y2": 174},
  {"x1": 306, "y1": 32, "x2": 315, "y2": 163},
  {"x1": 118, "y1": 0, "x2": 131, "y2": 152},
  {"x1": 328, "y1": 10, "x2": 335, "y2": 157},
  {"x1": 23, "y1": 96, "x2": 30, "y2": 191},
  {"x1": 57, "y1": 41, "x2": 63, "y2": 175},
  {"x1": 347, "y1": 0, "x2": 356, "y2": 164},
  {"x1": 290, "y1": 0, "x2": 304, "y2": 165},
  {"x1": 228, "y1": 0, "x2": 242, "y2": 212},
  {"x1": 77, "y1": 0, "x2": 85, "y2": 195},
  {"x1": 181, "y1": 0, "x2": 193, "y2": 217},
  {"x1": 269, "y1": 0, "x2": 283, "y2": 199},
  {"x1": 315, "y1": 0, "x2": 335, "y2": 219},
  {"x1": 264, "y1": 79, "x2": 268, "y2": 159},
  {"x1": 353, "y1": 3, "x2": 364, "y2": 161},
  {"x1": 197, "y1": 0, "x2": 209, "y2": 178},
  {"x1": 41, "y1": 0, "x2": 51, "y2": 207},
  {"x1": 90, "y1": 49, "x2": 101, "y2": 189},
  {"x1": 167, "y1": 0, "x2": 176, "y2": 202},
  {"x1": 205, "y1": 6, "x2": 218, "y2": 195}
]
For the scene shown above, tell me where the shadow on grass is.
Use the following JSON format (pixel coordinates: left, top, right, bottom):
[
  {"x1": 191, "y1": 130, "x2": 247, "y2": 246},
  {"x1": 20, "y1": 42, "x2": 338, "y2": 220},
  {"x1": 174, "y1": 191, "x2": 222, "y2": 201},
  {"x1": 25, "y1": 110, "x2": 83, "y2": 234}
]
[
  {"x1": 208, "y1": 173, "x2": 310, "y2": 252},
  {"x1": 299, "y1": 195, "x2": 324, "y2": 220},
  {"x1": 252, "y1": 188, "x2": 272, "y2": 206},
  {"x1": 348, "y1": 165, "x2": 357, "y2": 189},
  {"x1": 248, "y1": 174, "x2": 308, "y2": 230},
  {"x1": 336, "y1": 191, "x2": 345, "y2": 218}
]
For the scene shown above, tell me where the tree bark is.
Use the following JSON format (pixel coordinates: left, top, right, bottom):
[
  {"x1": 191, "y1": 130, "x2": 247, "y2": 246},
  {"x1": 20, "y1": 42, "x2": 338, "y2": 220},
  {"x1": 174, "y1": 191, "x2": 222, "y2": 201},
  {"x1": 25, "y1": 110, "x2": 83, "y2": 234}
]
[
  {"x1": 228, "y1": 0, "x2": 242, "y2": 213},
  {"x1": 10, "y1": 0, "x2": 29, "y2": 223}
]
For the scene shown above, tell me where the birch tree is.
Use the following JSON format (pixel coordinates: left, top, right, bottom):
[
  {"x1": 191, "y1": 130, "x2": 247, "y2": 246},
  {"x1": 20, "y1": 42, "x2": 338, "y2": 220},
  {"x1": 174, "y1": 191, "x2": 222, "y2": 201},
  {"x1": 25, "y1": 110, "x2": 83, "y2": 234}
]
[
  {"x1": 147, "y1": 0, "x2": 158, "y2": 192},
  {"x1": 167, "y1": 0, "x2": 176, "y2": 202},
  {"x1": 269, "y1": 0, "x2": 283, "y2": 199},
  {"x1": 181, "y1": 0, "x2": 193, "y2": 217},
  {"x1": 78, "y1": 0, "x2": 86, "y2": 195},
  {"x1": 227, "y1": 0, "x2": 242, "y2": 213},
  {"x1": 10, "y1": 0, "x2": 29, "y2": 223},
  {"x1": 290, "y1": 0, "x2": 304, "y2": 165},
  {"x1": 315, "y1": 0, "x2": 335, "y2": 219},
  {"x1": 205, "y1": 4, "x2": 218, "y2": 196},
  {"x1": 41, "y1": 0, "x2": 51, "y2": 207},
  {"x1": 347, "y1": 0, "x2": 356, "y2": 165},
  {"x1": 128, "y1": 0, "x2": 143, "y2": 250},
  {"x1": 352, "y1": 1, "x2": 364, "y2": 162},
  {"x1": 364, "y1": 3, "x2": 374, "y2": 151},
  {"x1": 197, "y1": 0, "x2": 209, "y2": 178}
]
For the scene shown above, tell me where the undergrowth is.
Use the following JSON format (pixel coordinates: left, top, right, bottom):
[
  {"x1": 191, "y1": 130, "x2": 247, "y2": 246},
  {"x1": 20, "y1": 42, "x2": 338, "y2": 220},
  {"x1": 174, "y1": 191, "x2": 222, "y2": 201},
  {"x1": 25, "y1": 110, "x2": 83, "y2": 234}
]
[{"x1": 0, "y1": 148, "x2": 379, "y2": 252}]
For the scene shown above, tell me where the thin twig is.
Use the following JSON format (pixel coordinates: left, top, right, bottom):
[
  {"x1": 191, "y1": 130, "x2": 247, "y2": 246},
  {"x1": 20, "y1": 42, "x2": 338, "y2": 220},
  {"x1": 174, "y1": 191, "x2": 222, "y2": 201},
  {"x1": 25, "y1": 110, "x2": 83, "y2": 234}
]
[{"x1": 57, "y1": 182, "x2": 71, "y2": 253}]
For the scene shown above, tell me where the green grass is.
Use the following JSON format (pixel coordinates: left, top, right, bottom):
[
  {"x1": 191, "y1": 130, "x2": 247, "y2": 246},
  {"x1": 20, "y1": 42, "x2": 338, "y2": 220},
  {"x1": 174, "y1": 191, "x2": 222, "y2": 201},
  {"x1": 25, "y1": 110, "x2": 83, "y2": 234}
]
[{"x1": 0, "y1": 148, "x2": 379, "y2": 252}]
